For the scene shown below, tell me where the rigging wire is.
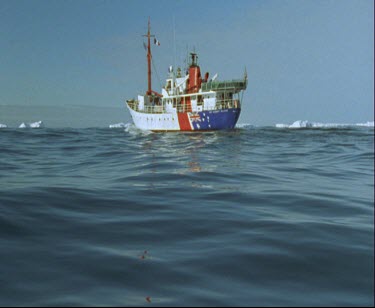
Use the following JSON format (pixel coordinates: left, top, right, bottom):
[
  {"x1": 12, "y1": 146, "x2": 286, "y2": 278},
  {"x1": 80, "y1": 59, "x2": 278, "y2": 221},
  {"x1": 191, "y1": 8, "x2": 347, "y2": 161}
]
[{"x1": 151, "y1": 54, "x2": 163, "y2": 90}]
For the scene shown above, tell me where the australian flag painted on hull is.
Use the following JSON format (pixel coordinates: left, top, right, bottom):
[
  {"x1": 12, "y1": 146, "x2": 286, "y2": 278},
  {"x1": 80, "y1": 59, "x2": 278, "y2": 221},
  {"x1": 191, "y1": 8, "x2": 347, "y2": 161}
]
[{"x1": 188, "y1": 108, "x2": 241, "y2": 131}]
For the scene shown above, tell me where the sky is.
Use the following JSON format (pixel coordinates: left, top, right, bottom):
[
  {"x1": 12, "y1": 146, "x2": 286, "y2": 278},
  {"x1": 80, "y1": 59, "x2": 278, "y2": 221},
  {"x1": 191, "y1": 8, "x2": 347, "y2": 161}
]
[{"x1": 0, "y1": 0, "x2": 373, "y2": 127}]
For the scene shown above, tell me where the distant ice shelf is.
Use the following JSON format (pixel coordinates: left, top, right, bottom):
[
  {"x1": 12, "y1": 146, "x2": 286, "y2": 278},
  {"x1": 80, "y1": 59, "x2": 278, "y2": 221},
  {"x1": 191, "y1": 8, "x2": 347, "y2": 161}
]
[{"x1": 276, "y1": 120, "x2": 374, "y2": 129}]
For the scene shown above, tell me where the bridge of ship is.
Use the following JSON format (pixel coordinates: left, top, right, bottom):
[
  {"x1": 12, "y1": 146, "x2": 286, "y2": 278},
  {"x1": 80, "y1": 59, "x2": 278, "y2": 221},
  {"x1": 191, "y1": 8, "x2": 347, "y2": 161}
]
[{"x1": 127, "y1": 78, "x2": 247, "y2": 114}]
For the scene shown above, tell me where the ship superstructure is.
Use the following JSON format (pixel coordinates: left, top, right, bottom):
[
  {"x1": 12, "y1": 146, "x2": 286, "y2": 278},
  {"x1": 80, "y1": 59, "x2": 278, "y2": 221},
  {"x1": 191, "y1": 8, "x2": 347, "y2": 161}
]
[{"x1": 126, "y1": 20, "x2": 247, "y2": 132}]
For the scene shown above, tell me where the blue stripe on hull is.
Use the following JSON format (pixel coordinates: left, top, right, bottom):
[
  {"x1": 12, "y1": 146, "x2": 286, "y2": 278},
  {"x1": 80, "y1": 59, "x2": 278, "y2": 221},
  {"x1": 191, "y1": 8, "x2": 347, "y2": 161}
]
[{"x1": 191, "y1": 108, "x2": 241, "y2": 130}]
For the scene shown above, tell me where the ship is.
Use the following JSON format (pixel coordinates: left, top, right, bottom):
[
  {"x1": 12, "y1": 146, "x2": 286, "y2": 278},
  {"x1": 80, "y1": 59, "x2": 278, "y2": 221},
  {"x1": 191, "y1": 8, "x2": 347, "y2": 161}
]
[{"x1": 125, "y1": 20, "x2": 248, "y2": 132}]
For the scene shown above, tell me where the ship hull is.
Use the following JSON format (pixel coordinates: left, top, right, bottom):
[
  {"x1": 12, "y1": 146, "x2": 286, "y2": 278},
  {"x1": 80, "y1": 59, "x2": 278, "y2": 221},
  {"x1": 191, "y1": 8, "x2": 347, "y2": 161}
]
[{"x1": 127, "y1": 105, "x2": 241, "y2": 132}]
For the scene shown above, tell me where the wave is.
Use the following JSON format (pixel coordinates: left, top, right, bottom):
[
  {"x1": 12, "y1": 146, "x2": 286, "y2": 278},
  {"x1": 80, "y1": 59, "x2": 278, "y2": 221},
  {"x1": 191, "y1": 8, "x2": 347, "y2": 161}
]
[
  {"x1": 124, "y1": 123, "x2": 153, "y2": 135},
  {"x1": 109, "y1": 122, "x2": 151, "y2": 135},
  {"x1": 116, "y1": 122, "x2": 256, "y2": 131},
  {"x1": 276, "y1": 120, "x2": 374, "y2": 129},
  {"x1": 0, "y1": 123, "x2": 7, "y2": 128}
]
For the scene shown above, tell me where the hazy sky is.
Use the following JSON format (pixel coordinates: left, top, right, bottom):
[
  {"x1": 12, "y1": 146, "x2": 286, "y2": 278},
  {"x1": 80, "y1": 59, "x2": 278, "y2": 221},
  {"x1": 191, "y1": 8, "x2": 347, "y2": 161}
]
[{"x1": 0, "y1": 0, "x2": 373, "y2": 126}]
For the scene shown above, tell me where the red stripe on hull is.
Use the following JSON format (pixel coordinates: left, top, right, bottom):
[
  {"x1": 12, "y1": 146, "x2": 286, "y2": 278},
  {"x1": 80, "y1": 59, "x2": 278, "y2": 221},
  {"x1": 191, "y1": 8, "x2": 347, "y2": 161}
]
[{"x1": 177, "y1": 113, "x2": 192, "y2": 131}]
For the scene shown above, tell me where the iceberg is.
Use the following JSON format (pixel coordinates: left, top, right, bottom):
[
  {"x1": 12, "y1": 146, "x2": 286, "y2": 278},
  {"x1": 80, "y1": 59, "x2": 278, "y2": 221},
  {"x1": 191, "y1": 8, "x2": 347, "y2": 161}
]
[
  {"x1": 276, "y1": 120, "x2": 312, "y2": 128},
  {"x1": 275, "y1": 123, "x2": 290, "y2": 128},
  {"x1": 109, "y1": 122, "x2": 127, "y2": 128},
  {"x1": 276, "y1": 120, "x2": 374, "y2": 129},
  {"x1": 355, "y1": 121, "x2": 374, "y2": 127},
  {"x1": 29, "y1": 121, "x2": 44, "y2": 128},
  {"x1": 236, "y1": 123, "x2": 254, "y2": 129},
  {"x1": 19, "y1": 121, "x2": 44, "y2": 128},
  {"x1": 289, "y1": 120, "x2": 313, "y2": 128}
]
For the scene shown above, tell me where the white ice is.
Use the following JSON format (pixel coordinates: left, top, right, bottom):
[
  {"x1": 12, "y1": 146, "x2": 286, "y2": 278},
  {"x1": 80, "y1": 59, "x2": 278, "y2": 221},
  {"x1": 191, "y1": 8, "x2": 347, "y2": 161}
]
[
  {"x1": 109, "y1": 122, "x2": 127, "y2": 128},
  {"x1": 355, "y1": 121, "x2": 374, "y2": 127},
  {"x1": 236, "y1": 123, "x2": 254, "y2": 128},
  {"x1": 276, "y1": 120, "x2": 374, "y2": 128},
  {"x1": 19, "y1": 121, "x2": 44, "y2": 128},
  {"x1": 29, "y1": 121, "x2": 44, "y2": 128}
]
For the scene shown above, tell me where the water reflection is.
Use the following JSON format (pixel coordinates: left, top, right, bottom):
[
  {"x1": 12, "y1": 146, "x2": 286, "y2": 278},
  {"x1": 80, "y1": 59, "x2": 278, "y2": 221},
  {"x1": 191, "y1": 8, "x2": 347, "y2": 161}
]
[
  {"x1": 137, "y1": 130, "x2": 243, "y2": 175},
  {"x1": 187, "y1": 160, "x2": 201, "y2": 173}
]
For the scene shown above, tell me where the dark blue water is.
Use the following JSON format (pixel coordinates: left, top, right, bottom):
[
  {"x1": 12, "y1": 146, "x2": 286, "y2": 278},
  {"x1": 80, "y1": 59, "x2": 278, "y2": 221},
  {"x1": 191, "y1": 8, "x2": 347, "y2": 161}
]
[{"x1": 0, "y1": 125, "x2": 373, "y2": 306}]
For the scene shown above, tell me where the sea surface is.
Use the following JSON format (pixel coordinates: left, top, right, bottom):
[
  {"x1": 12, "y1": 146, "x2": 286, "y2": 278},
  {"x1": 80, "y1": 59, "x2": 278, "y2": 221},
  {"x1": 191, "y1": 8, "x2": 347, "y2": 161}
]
[{"x1": 0, "y1": 123, "x2": 374, "y2": 306}]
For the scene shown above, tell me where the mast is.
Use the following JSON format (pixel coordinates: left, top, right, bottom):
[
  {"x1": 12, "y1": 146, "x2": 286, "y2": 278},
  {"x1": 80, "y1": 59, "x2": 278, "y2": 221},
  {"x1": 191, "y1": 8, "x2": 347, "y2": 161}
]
[{"x1": 143, "y1": 18, "x2": 154, "y2": 96}]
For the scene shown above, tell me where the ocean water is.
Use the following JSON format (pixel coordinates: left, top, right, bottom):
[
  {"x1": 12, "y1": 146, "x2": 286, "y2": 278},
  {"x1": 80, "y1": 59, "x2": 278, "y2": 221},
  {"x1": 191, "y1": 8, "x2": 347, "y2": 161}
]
[{"x1": 0, "y1": 124, "x2": 373, "y2": 306}]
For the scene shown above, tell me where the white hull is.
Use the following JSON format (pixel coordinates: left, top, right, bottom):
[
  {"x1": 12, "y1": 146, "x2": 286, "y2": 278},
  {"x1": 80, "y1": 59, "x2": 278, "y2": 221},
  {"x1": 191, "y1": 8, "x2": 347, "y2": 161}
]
[{"x1": 127, "y1": 104, "x2": 180, "y2": 131}]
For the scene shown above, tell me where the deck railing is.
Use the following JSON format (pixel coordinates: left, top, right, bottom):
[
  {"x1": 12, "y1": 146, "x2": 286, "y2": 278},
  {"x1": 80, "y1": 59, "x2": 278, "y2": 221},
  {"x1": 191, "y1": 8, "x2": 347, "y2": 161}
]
[
  {"x1": 127, "y1": 98, "x2": 241, "y2": 114},
  {"x1": 201, "y1": 79, "x2": 247, "y2": 92},
  {"x1": 126, "y1": 100, "x2": 164, "y2": 114}
]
